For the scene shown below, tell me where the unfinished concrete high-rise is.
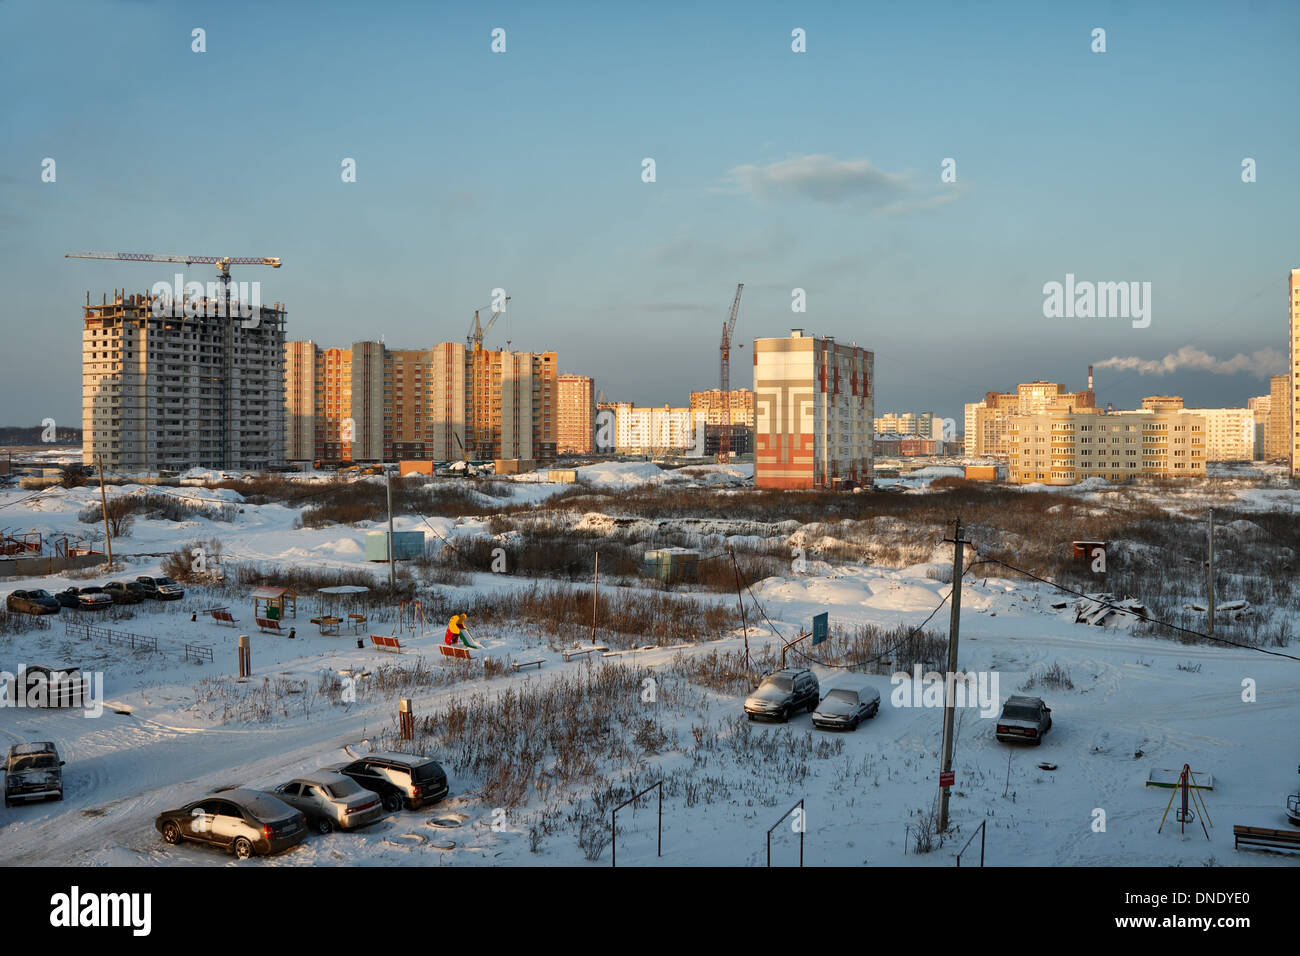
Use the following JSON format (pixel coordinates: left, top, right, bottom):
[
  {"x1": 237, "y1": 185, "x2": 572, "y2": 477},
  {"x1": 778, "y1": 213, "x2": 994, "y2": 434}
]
[{"x1": 82, "y1": 289, "x2": 286, "y2": 472}]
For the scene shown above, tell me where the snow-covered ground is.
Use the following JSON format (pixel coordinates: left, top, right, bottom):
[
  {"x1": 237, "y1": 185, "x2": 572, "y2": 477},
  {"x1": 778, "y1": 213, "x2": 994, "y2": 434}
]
[{"x1": 0, "y1": 469, "x2": 1296, "y2": 867}]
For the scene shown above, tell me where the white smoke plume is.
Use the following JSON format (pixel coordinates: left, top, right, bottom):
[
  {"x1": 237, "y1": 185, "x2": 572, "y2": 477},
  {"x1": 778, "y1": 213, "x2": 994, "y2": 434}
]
[{"x1": 1093, "y1": 345, "x2": 1285, "y2": 378}]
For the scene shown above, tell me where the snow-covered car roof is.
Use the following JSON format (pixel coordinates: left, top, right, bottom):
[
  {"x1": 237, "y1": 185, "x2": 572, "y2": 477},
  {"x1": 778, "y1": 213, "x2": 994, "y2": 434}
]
[{"x1": 10, "y1": 742, "x2": 57, "y2": 756}]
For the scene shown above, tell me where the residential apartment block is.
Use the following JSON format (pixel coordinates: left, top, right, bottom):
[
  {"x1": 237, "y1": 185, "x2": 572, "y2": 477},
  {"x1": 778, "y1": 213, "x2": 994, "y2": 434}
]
[
  {"x1": 1009, "y1": 405, "x2": 1205, "y2": 485},
  {"x1": 599, "y1": 403, "x2": 705, "y2": 455},
  {"x1": 874, "y1": 412, "x2": 938, "y2": 440},
  {"x1": 557, "y1": 374, "x2": 596, "y2": 454},
  {"x1": 284, "y1": 340, "x2": 556, "y2": 464},
  {"x1": 1247, "y1": 394, "x2": 1271, "y2": 460},
  {"x1": 82, "y1": 289, "x2": 287, "y2": 472},
  {"x1": 753, "y1": 330, "x2": 874, "y2": 489},
  {"x1": 1267, "y1": 373, "x2": 1290, "y2": 460},
  {"x1": 689, "y1": 388, "x2": 756, "y2": 428},
  {"x1": 964, "y1": 380, "x2": 1096, "y2": 458}
]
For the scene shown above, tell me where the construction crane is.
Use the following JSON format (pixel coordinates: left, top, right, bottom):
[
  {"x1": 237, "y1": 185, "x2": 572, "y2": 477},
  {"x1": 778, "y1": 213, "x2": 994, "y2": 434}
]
[
  {"x1": 65, "y1": 251, "x2": 282, "y2": 471},
  {"x1": 714, "y1": 283, "x2": 744, "y2": 463},
  {"x1": 465, "y1": 297, "x2": 511, "y2": 460}
]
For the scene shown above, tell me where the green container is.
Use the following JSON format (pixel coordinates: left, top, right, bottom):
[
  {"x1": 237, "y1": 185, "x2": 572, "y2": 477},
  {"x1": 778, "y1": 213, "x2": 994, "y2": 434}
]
[{"x1": 267, "y1": 606, "x2": 281, "y2": 621}]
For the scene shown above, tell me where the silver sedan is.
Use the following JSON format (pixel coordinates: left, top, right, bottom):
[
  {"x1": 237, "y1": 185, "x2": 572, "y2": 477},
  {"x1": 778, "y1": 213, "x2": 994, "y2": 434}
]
[{"x1": 271, "y1": 771, "x2": 385, "y2": 833}]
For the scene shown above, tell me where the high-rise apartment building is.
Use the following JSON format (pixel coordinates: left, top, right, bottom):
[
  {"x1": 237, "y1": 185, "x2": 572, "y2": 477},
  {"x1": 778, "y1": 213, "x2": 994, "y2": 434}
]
[
  {"x1": 753, "y1": 330, "x2": 874, "y2": 489},
  {"x1": 1290, "y1": 269, "x2": 1300, "y2": 476},
  {"x1": 1247, "y1": 394, "x2": 1271, "y2": 460},
  {"x1": 557, "y1": 374, "x2": 596, "y2": 454},
  {"x1": 284, "y1": 341, "x2": 555, "y2": 464},
  {"x1": 965, "y1": 380, "x2": 1096, "y2": 457},
  {"x1": 83, "y1": 289, "x2": 286, "y2": 472},
  {"x1": 605, "y1": 404, "x2": 704, "y2": 455},
  {"x1": 1009, "y1": 406, "x2": 1205, "y2": 485},
  {"x1": 1268, "y1": 372, "x2": 1290, "y2": 460}
]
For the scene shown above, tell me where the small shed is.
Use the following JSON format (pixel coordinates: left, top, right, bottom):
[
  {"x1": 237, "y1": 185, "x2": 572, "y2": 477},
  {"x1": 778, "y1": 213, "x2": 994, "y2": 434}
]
[
  {"x1": 252, "y1": 585, "x2": 298, "y2": 620},
  {"x1": 366, "y1": 530, "x2": 425, "y2": 562},
  {"x1": 1072, "y1": 541, "x2": 1107, "y2": 563},
  {"x1": 548, "y1": 468, "x2": 578, "y2": 483},
  {"x1": 642, "y1": 547, "x2": 700, "y2": 584}
]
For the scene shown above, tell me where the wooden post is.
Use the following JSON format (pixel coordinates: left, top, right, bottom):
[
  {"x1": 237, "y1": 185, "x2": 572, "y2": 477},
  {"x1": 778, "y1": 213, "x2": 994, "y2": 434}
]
[
  {"x1": 237, "y1": 634, "x2": 251, "y2": 679},
  {"x1": 399, "y1": 697, "x2": 413, "y2": 740}
]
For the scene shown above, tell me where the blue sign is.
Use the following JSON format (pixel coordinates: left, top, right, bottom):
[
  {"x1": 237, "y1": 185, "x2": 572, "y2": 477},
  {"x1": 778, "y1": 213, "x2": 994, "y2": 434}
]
[{"x1": 812, "y1": 612, "x2": 828, "y2": 645}]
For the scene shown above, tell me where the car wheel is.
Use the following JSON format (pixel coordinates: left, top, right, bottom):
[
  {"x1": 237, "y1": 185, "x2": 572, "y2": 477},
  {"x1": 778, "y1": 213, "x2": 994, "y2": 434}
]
[
  {"x1": 1033, "y1": 737, "x2": 1043, "y2": 746},
  {"x1": 850, "y1": 717, "x2": 859, "y2": 731},
  {"x1": 780, "y1": 706, "x2": 790, "y2": 723},
  {"x1": 746, "y1": 712, "x2": 755, "y2": 721},
  {"x1": 316, "y1": 817, "x2": 333, "y2": 835},
  {"x1": 162, "y1": 822, "x2": 182, "y2": 845},
  {"x1": 233, "y1": 837, "x2": 254, "y2": 860},
  {"x1": 53, "y1": 792, "x2": 63, "y2": 802},
  {"x1": 381, "y1": 792, "x2": 401, "y2": 813}
]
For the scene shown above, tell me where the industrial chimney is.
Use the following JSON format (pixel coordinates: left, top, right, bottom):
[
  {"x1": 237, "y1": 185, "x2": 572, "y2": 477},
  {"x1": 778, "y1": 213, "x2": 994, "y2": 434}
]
[{"x1": 1088, "y1": 364, "x2": 1094, "y2": 392}]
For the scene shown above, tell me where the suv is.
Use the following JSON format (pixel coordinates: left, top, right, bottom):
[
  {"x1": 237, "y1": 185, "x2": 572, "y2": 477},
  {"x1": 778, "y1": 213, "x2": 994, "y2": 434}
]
[
  {"x1": 324, "y1": 752, "x2": 449, "y2": 812},
  {"x1": 744, "y1": 668, "x2": 820, "y2": 722},
  {"x1": 996, "y1": 695, "x2": 1053, "y2": 745},
  {"x1": 135, "y1": 576, "x2": 184, "y2": 601},
  {"x1": 4, "y1": 742, "x2": 65, "y2": 807},
  {"x1": 6, "y1": 589, "x2": 60, "y2": 615},
  {"x1": 155, "y1": 789, "x2": 307, "y2": 860}
]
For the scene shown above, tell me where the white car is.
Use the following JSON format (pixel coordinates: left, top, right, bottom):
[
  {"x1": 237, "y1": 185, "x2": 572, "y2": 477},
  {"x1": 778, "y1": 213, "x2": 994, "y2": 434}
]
[{"x1": 812, "y1": 678, "x2": 881, "y2": 731}]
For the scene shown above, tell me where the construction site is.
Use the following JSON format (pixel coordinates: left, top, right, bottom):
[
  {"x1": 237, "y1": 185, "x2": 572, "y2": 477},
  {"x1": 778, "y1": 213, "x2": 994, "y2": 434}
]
[{"x1": 73, "y1": 253, "x2": 288, "y2": 475}]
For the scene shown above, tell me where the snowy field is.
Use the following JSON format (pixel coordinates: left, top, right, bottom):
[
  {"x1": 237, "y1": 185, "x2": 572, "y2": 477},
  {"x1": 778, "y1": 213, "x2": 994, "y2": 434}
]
[{"x1": 0, "y1": 461, "x2": 1297, "y2": 867}]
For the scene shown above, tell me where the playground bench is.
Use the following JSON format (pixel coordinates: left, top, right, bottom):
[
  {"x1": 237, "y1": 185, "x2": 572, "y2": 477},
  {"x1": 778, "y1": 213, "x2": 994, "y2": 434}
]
[
  {"x1": 347, "y1": 613, "x2": 367, "y2": 633},
  {"x1": 370, "y1": 635, "x2": 403, "y2": 653},
  {"x1": 1233, "y1": 825, "x2": 1300, "y2": 854},
  {"x1": 256, "y1": 618, "x2": 282, "y2": 635},
  {"x1": 209, "y1": 609, "x2": 239, "y2": 627},
  {"x1": 438, "y1": 644, "x2": 473, "y2": 661},
  {"x1": 562, "y1": 647, "x2": 600, "y2": 662},
  {"x1": 511, "y1": 659, "x2": 544, "y2": 671}
]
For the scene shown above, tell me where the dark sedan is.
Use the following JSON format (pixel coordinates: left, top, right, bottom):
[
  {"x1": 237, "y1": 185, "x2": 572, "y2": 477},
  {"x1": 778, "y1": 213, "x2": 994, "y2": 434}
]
[
  {"x1": 6, "y1": 589, "x2": 60, "y2": 615},
  {"x1": 55, "y1": 587, "x2": 113, "y2": 610},
  {"x1": 155, "y1": 789, "x2": 307, "y2": 860},
  {"x1": 103, "y1": 581, "x2": 146, "y2": 605}
]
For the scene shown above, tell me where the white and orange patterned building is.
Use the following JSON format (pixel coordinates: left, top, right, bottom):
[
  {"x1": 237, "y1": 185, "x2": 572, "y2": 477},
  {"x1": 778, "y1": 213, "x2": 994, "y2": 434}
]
[{"x1": 752, "y1": 330, "x2": 874, "y2": 489}]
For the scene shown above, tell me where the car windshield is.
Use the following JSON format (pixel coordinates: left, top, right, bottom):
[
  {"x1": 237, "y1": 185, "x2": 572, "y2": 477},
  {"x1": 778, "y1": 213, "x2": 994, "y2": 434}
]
[
  {"x1": 826, "y1": 689, "x2": 857, "y2": 704},
  {"x1": 82, "y1": 587, "x2": 103, "y2": 593},
  {"x1": 413, "y1": 762, "x2": 443, "y2": 782},
  {"x1": 157, "y1": 578, "x2": 177, "y2": 586},
  {"x1": 10, "y1": 754, "x2": 56, "y2": 772},
  {"x1": 325, "y1": 778, "x2": 365, "y2": 798},
  {"x1": 1002, "y1": 704, "x2": 1039, "y2": 721},
  {"x1": 30, "y1": 590, "x2": 52, "y2": 599},
  {"x1": 760, "y1": 676, "x2": 792, "y2": 693}
]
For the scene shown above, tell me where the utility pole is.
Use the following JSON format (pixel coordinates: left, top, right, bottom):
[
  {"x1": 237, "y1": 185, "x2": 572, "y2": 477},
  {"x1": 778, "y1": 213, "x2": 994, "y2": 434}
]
[
  {"x1": 591, "y1": 551, "x2": 599, "y2": 644},
  {"x1": 1207, "y1": 508, "x2": 1215, "y2": 637},
  {"x1": 96, "y1": 454, "x2": 112, "y2": 566},
  {"x1": 730, "y1": 549, "x2": 751, "y2": 672},
  {"x1": 386, "y1": 469, "x2": 396, "y2": 592},
  {"x1": 939, "y1": 517, "x2": 967, "y2": 832}
]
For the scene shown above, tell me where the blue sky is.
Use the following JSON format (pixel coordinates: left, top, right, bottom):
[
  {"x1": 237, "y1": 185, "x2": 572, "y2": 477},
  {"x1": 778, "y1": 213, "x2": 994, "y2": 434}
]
[{"x1": 2, "y1": 0, "x2": 1296, "y2": 427}]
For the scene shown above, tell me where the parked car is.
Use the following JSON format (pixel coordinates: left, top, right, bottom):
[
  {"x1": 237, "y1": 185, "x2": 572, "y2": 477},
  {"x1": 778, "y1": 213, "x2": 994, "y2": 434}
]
[
  {"x1": 4, "y1": 742, "x2": 65, "y2": 807},
  {"x1": 6, "y1": 589, "x2": 60, "y2": 615},
  {"x1": 135, "y1": 575, "x2": 184, "y2": 601},
  {"x1": 12, "y1": 665, "x2": 91, "y2": 708},
  {"x1": 744, "y1": 668, "x2": 820, "y2": 722},
  {"x1": 323, "y1": 752, "x2": 449, "y2": 812},
  {"x1": 812, "y1": 678, "x2": 881, "y2": 731},
  {"x1": 102, "y1": 581, "x2": 146, "y2": 605},
  {"x1": 995, "y1": 695, "x2": 1053, "y2": 745},
  {"x1": 55, "y1": 586, "x2": 113, "y2": 610},
  {"x1": 271, "y1": 771, "x2": 385, "y2": 833},
  {"x1": 154, "y1": 789, "x2": 307, "y2": 860}
]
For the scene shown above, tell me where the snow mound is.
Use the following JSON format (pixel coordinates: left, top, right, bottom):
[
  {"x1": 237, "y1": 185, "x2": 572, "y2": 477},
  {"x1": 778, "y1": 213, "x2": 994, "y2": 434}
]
[{"x1": 576, "y1": 462, "x2": 665, "y2": 488}]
